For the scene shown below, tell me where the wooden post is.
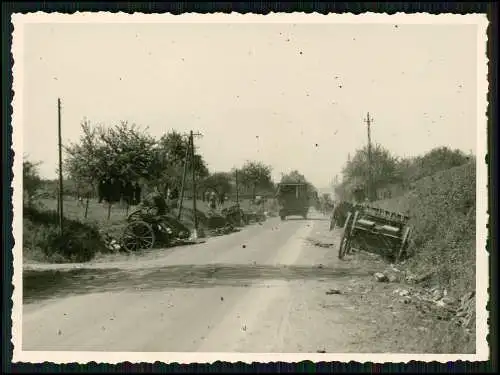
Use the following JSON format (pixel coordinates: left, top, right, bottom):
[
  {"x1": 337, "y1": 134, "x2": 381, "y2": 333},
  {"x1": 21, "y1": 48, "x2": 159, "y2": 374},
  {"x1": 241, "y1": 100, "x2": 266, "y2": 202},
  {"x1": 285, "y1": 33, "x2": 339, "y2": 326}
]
[
  {"x1": 57, "y1": 98, "x2": 64, "y2": 235},
  {"x1": 364, "y1": 112, "x2": 374, "y2": 202},
  {"x1": 107, "y1": 202, "x2": 112, "y2": 220},
  {"x1": 190, "y1": 131, "x2": 199, "y2": 237},
  {"x1": 84, "y1": 196, "x2": 89, "y2": 219}
]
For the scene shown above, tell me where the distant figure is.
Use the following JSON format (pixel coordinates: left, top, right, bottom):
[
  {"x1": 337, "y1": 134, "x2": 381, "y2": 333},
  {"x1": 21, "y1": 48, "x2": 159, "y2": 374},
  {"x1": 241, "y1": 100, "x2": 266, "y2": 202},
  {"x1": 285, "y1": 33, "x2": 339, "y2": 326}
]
[
  {"x1": 209, "y1": 192, "x2": 217, "y2": 210},
  {"x1": 219, "y1": 192, "x2": 225, "y2": 206},
  {"x1": 98, "y1": 179, "x2": 107, "y2": 203},
  {"x1": 123, "y1": 180, "x2": 134, "y2": 205}
]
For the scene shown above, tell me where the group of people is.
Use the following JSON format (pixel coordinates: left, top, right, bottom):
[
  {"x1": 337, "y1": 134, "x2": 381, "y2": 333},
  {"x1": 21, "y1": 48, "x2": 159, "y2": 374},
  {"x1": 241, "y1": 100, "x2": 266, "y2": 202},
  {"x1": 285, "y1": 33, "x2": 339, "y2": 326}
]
[{"x1": 97, "y1": 178, "x2": 142, "y2": 205}]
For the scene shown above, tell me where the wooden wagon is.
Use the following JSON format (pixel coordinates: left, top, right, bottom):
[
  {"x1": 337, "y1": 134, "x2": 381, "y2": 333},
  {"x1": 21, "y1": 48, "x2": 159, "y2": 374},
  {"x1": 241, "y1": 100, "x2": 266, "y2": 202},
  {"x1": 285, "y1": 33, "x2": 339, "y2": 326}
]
[{"x1": 337, "y1": 204, "x2": 412, "y2": 262}]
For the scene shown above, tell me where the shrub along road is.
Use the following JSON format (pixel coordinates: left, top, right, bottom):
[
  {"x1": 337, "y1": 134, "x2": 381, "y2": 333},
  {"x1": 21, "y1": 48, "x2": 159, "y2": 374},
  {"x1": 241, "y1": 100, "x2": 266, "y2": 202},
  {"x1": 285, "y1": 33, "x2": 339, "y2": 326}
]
[{"x1": 22, "y1": 209, "x2": 456, "y2": 353}]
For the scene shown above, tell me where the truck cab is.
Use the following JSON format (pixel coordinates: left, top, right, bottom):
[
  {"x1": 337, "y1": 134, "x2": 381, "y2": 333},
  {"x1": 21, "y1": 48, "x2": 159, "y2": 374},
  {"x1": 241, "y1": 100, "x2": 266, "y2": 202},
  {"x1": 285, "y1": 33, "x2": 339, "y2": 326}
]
[{"x1": 275, "y1": 183, "x2": 310, "y2": 220}]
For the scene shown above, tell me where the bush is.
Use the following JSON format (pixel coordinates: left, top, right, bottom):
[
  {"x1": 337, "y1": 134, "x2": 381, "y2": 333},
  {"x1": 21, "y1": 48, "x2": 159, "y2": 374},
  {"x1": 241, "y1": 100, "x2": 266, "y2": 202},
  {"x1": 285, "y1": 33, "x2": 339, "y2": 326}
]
[
  {"x1": 405, "y1": 162, "x2": 476, "y2": 351},
  {"x1": 23, "y1": 206, "x2": 109, "y2": 263},
  {"x1": 406, "y1": 162, "x2": 476, "y2": 274}
]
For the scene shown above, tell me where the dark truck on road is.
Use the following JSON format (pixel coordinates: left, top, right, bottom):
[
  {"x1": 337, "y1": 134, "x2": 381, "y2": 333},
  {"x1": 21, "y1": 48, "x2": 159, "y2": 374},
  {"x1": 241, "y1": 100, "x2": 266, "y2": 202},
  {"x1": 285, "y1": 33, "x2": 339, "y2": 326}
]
[{"x1": 276, "y1": 183, "x2": 311, "y2": 221}]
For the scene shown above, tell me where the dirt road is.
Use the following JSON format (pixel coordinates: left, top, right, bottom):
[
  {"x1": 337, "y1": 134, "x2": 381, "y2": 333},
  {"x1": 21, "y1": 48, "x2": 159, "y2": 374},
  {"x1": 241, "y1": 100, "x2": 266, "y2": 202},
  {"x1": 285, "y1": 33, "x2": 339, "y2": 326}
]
[{"x1": 22, "y1": 210, "x2": 384, "y2": 352}]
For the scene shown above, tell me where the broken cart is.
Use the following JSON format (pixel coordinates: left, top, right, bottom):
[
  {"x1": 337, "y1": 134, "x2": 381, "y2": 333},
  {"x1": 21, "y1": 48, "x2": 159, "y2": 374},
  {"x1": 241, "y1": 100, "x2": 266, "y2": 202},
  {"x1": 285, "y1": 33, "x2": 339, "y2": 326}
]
[
  {"x1": 120, "y1": 207, "x2": 191, "y2": 252},
  {"x1": 337, "y1": 205, "x2": 412, "y2": 261}
]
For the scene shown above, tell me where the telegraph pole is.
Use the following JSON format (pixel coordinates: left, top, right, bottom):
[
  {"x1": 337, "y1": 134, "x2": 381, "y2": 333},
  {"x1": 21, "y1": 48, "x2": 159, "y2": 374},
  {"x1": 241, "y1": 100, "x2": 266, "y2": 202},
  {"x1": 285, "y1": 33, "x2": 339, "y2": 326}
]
[
  {"x1": 235, "y1": 168, "x2": 240, "y2": 205},
  {"x1": 189, "y1": 131, "x2": 203, "y2": 238},
  {"x1": 364, "y1": 112, "x2": 374, "y2": 202},
  {"x1": 57, "y1": 98, "x2": 64, "y2": 235}
]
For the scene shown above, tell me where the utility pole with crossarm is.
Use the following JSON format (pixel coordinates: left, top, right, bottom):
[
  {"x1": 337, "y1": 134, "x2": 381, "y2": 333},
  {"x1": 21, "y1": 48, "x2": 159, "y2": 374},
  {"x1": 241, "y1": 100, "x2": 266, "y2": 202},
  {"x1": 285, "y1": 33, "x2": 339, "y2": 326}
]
[{"x1": 364, "y1": 112, "x2": 374, "y2": 202}]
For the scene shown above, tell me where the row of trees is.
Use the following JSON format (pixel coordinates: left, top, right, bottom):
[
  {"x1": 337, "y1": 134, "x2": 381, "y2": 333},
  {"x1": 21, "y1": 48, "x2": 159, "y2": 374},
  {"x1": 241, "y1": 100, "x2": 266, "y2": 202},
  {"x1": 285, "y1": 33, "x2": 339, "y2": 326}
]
[
  {"x1": 23, "y1": 120, "x2": 318, "y2": 207},
  {"x1": 58, "y1": 120, "x2": 311, "y2": 203},
  {"x1": 334, "y1": 144, "x2": 473, "y2": 202}
]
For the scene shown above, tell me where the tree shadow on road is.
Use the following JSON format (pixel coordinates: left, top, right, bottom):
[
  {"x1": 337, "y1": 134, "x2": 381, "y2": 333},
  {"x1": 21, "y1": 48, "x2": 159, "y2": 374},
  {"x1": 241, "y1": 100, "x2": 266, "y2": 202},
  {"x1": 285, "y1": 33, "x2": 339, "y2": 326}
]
[{"x1": 23, "y1": 262, "x2": 379, "y2": 304}]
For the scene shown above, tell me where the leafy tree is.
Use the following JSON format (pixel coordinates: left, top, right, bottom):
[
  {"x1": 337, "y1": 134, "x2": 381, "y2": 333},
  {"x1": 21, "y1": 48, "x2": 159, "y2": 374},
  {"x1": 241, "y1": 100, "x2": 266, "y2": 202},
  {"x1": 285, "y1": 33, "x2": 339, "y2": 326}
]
[
  {"x1": 341, "y1": 143, "x2": 399, "y2": 200},
  {"x1": 65, "y1": 120, "x2": 159, "y2": 191},
  {"x1": 23, "y1": 156, "x2": 42, "y2": 206},
  {"x1": 154, "y1": 131, "x2": 209, "y2": 197},
  {"x1": 200, "y1": 172, "x2": 233, "y2": 197},
  {"x1": 412, "y1": 147, "x2": 471, "y2": 181},
  {"x1": 239, "y1": 161, "x2": 274, "y2": 199},
  {"x1": 64, "y1": 121, "x2": 209, "y2": 199}
]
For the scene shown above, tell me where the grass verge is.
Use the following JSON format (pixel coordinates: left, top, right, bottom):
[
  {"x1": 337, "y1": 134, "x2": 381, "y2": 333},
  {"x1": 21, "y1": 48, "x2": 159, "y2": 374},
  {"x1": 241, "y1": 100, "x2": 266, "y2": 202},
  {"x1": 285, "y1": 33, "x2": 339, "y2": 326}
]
[{"x1": 372, "y1": 162, "x2": 476, "y2": 353}]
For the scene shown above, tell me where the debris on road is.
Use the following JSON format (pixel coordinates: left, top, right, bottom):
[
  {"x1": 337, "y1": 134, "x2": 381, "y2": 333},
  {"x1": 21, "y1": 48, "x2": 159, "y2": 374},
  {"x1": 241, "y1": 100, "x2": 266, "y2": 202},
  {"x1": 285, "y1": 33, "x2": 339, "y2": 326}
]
[
  {"x1": 389, "y1": 286, "x2": 475, "y2": 328},
  {"x1": 387, "y1": 274, "x2": 398, "y2": 283},
  {"x1": 209, "y1": 224, "x2": 240, "y2": 237},
  {"x1": 306, "y1": 238, "x2": 334, "y2": 248},
  {"x1": 326, "y1": 289, "x2": 342, "y2": 295},
  {"x1": 374, "y1": 272, "x2": 388, "y2": 282}
]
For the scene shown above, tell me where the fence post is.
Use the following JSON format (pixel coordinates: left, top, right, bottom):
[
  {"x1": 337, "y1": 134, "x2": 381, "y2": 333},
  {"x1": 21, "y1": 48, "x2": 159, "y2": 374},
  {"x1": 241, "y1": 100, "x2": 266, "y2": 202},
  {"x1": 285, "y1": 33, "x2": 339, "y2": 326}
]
[{"x1": 84, "y1": 197, "x2": 89, "y2": 219}]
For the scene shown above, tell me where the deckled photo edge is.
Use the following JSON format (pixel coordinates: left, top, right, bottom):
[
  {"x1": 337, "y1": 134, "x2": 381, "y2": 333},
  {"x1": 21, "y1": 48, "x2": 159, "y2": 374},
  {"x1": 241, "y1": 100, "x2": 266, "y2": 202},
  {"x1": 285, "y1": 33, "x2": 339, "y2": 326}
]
[
  {"x1": 9, "y1": 11, "x2": 490, "y2": 365},
  {"x1": 11, "y1": 11, "x2": 489, "y2": 25},
  {"x1": 11, "y1": 13, "x2": 25, "y2": 364},
  {"x1": 475, "y1": 14, "x2": 490, "y2": 361}
]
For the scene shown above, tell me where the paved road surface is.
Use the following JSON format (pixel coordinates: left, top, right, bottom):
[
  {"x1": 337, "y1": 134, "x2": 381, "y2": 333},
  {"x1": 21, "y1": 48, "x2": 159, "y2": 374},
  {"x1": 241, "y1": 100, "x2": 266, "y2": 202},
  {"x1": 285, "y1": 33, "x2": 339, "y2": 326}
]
[{"x1": 23, "y1": 210, "x2": 366, "y2": 352}]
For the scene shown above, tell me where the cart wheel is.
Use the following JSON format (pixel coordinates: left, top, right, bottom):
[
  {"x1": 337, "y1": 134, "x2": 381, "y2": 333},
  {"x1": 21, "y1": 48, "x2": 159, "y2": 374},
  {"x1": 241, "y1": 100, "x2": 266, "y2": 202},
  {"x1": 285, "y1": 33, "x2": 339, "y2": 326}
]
[
  {"x1": 338, "y1": 212, "x2": 353, "y2": 259},
  {"x1": 345, "y1": 211, "x2": 360, "y2": 255},
  {"x1": 121, "y1": 220, "x2": 155, "y2": 252},
  {"x1": 397, "y1": 226, "x2": 412, "y2": 262}
]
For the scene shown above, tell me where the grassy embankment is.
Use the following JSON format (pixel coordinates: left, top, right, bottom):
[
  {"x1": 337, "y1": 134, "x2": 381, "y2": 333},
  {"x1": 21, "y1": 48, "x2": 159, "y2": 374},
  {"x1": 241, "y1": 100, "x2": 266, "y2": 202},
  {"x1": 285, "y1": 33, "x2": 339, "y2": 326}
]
[
  {"x1": 372, "y1": 162, "x2": 476, "y2": 352},
  {"x1": 23, "y1": 197, "x2": 271, "y2": 264}
]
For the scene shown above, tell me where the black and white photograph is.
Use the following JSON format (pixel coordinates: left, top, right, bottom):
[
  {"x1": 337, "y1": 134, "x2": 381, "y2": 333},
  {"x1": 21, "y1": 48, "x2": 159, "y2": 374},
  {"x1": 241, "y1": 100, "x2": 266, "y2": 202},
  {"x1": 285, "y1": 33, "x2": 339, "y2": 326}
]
[{"x1": 11, "y1": 12, "x2": 489, "y2": 363}]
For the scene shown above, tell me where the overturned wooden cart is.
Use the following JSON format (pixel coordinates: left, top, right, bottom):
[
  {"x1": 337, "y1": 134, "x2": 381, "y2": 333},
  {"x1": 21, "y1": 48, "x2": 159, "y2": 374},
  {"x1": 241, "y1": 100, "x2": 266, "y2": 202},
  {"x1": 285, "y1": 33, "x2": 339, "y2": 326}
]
[
  {"x1": 120, "y1": 207, "x2": 191, "y2": 252},
  {"x1": 337, "y1": 204, "x2": 412, "y2": 262}
]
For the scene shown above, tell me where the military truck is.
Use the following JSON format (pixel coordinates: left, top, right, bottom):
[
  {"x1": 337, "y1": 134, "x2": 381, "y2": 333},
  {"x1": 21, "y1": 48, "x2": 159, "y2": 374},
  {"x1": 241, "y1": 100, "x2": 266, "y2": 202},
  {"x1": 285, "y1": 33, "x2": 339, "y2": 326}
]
[{"x1": 275, "y1": 183, "x2": 310, "y2": 220}]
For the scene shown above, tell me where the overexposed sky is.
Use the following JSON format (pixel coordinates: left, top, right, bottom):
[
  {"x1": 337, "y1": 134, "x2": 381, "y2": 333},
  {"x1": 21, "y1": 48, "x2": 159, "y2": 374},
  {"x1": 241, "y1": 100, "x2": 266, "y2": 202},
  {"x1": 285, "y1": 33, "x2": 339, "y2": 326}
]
[{"x1": 21, "y1": 21, "x2": 479, "y2": 188}]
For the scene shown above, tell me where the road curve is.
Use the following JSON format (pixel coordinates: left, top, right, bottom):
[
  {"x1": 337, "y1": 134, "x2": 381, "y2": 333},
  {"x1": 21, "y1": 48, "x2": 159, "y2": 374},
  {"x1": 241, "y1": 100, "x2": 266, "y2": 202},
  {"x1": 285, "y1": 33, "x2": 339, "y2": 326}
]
[{"x1": 23, "y1": 211, "x2": 364, "y2": 353}]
